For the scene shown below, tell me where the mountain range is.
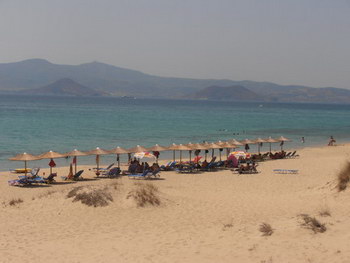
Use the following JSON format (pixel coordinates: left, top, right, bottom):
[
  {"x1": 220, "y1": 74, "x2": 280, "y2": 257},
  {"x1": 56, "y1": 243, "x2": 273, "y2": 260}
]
[{"x1": 0, "y1": 58, "x2": 349, "y2": 103}]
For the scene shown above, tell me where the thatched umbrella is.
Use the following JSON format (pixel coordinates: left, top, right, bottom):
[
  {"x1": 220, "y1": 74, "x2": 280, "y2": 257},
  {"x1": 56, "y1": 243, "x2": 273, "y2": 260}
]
[
  {"x1": 64, "y1": 149, "x2": 88, "y2": 174},
  {"x1": 127, "y1": 145, "x2": 148, "y2": 153},
  {"x1": 228, "y1": 139, "x2": 244, "y2": 146},
  {"x1": 206, "y1": 142, "x2": 223, "y2": 160},
  {"x1": 276, "y1": 136, "x2": 291, "y2": 151},
  {"x1": 187, "y1": 143, "x2": 209, "y2": 162},
  {"x1": 86, "y1": 147, "x2": 110, "y2": 172},
  {"x1": 240, "y1": 139, "x2": 256, "y2": 153},
  {"x1": 264, "y1": 137, "x2": 279, "y2": 153},
  {"x1": 109, "y1": 146, "x2": 129, "y2": 168},
  {"x1": 167, "y1": 143, "x2": 179, "y2": 162},
  {"x1": 216, "y1": 141, "x2": 238, "y2": 159},
  {"x1": 147, "y1": 144, "x2": 168, "y2": 163},
  {"x1": 254, "y1": 138, "x2": 267, "y2": 154},
  {"x1": 186, "y1": 143, "x2": 194, "y2": 162},
  {"x1": 9, "y1": 152, "x2": 40, "y2": 176},
  {"x1": 37, "y1": 150, "x2": 65, "y2": 175},
  {"x1": 169, "y1": 144, "x2": 191, "y2": 163}
]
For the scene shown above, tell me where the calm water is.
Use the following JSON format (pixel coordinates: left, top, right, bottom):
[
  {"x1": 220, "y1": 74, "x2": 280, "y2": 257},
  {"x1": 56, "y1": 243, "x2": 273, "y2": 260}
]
[{"x1": 1, "y1": 95, "x2": 350, "y2": 170}]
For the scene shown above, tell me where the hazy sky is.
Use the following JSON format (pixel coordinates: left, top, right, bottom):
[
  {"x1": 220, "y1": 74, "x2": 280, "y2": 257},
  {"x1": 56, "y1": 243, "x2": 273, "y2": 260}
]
[{"x1": 0, "y1": 0, "x2": 349, "y2": 88}]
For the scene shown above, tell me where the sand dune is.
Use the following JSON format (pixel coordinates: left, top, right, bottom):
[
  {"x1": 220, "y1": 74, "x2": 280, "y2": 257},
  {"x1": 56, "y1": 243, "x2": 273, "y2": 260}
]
[{"x1": 1, "y1": 144, "x2": 350, "y2": 263}]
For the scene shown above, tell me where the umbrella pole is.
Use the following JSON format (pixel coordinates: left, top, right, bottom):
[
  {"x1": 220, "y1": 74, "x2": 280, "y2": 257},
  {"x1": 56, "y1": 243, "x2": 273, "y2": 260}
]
[
  {"x1": 173, "y1": 150, "x2": 175, "y2": 162},
  {"x1": 219, "y1": 151, "x2": 222, "y2": 161},
  {"x1": 117, "y1": 154, "x2": 120, "y2": 168},
  {"x1": 269, "y1": 143, "x2": 272, "y2": 153},
  {"x1": 212, "y1": 149, "x2": 214, "y2": 158},
  {"x1": 25, "y1": 160, "x2": 27, "y2": 177},
  {"x1": 180, "y1": 151, "x2": 182, "y2": 163},
  {"x1": 189, "y1": 151, "x2": 192, "y2": 163},
  {"x1": 75, "y1": 158, "x2": 77, "y2": 175},
  {"x1": 258, "y1": 144, "x2": 260, "y2": 154},
  {"x1": 205, "y1": 152, "x2": 207, "y2": 161}
]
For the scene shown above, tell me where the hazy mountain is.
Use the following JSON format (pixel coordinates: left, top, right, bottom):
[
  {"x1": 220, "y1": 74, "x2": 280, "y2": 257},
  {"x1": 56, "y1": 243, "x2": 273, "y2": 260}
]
[
  {"x1": 0, "y1": 59, "x2": 234, "y2": 97},
  {"x1": 21, "y1": 78, "x2": 109, "y2": 97},
  {"x1": 1, "y1": 59, "x2": 350, "y2": 103},
  {"x1": 189, "y1": 85, "x2": 263, "y2": 101}
]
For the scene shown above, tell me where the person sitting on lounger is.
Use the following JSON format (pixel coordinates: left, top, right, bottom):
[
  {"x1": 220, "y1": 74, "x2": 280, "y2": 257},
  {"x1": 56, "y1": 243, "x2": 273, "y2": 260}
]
[{"x1": 201, "y1": 160, "x2": 208, "y2": 168}]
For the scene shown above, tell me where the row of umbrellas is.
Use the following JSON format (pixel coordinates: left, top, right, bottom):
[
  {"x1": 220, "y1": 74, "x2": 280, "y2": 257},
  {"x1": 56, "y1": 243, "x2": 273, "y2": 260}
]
[{"x1": 9, "y1": 136, "x2": 291, "y2": 176}]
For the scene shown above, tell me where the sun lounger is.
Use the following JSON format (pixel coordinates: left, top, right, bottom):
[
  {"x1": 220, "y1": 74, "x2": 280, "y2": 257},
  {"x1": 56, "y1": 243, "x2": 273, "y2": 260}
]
[
  {"x1": 10, "y1": 168, "x2": 32, "y2": 174},
  {"x1": 160, "y1": 161, "x2": 176, "y2": 171},
  {"x1": 8, "y1": 176, "x2": 46, "y2": 186},
  {"x1": 289, "y1": 151, "x2": 299, "y2": 158},
  {"x1": 273, "y1": 169, "x2": 299, "y2": 174},
  {"x1": 61, "y1": 170, "x2": 84, "y2": 181},
  {"x1": 176, "y1": 165, "x2": 195, "y2": 173},
  {"x1": 103, "y1": 167, "x2": 121, "y2": 178},
  {"x1": 128, "y1": 170, "x2": 150, "y2": 179},
  {"x1": 128, "y1": 169, "x2": 160, "y2": 179},
  {"x1": 93, "y1": 163, "x2": 114, "y2": 173},
  {"x1": 44, "y1": 173, "x2": 57, "y2": 183}
]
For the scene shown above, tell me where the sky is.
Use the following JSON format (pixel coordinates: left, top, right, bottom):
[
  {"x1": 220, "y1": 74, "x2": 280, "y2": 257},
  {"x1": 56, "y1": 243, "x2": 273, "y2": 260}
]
[{"x1": 0, "y1": 0, "x2": 349, "y2": 88}]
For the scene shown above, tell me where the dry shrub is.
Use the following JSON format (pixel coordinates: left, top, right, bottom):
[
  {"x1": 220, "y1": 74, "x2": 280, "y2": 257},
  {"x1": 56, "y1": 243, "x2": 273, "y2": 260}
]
[
  {"x1": 109, "y1": 181, "x2": 120, "y2": 190},
  {"x1": 300, "y1": 214, "x2": 326, "y2": 233},
  {"x1": 337, "y1": 162, "x2": 350, "y2": 191},
  {"x1": 67, "y1": 186, "x2": 84, "y2": 198},
  {"x1": 38, "y1": 190, "x2": 56, "y2": 199},
  {"x1": 319, "y1": 208, "x2": 331, "y2": 217},
  {"x1": 9, "y1": 198, "x2": 23, "y2": 206},
  {"x1": 67, "y1": 186, "x2": 113, "y2": 207},
  {"x1": 127, "y1": 183, "x2": 160, "y2": 207},
  {"x1": 259, "y1": 223, "x2": 273, "y2": 236}
]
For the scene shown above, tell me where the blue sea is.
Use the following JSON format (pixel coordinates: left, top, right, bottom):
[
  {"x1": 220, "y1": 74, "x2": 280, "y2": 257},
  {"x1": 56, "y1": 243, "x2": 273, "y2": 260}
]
[{"x1": 1, "y1": 95, "x2": 350, "y2": 170}]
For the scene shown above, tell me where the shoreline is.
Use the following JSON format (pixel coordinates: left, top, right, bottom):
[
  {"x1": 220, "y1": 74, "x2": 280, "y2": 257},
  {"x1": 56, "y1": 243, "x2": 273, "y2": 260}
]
[{"x1": 1, "y1": 141, "x2": 344, "y2": 173}]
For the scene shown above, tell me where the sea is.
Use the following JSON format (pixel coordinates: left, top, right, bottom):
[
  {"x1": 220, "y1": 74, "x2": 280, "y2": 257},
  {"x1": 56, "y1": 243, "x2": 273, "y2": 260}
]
[{"x1": 1, "y1": 95, "x2": 350, "y2": 170}]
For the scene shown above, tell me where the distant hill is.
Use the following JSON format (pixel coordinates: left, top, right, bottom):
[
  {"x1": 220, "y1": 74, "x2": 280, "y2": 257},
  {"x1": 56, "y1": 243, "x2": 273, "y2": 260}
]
[
  {"x1": 21, "y1": 78, "x2": 109, "y2": 97},
  {"x1": 1, "y1": 59, "x2": 350, "y2": 103},
  {"x1": 189, "y1": 85, "x2": 263, "y2": 101}
]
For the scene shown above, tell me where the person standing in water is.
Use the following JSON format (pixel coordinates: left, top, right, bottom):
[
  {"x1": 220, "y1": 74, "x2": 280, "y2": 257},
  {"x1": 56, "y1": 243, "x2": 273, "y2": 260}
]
[
  {"x1": 328, "y1": 136, "x2": 336, "y2": 146},
  {"x1": 301, "y1": 137, "x2": 305, "y2": 143}
]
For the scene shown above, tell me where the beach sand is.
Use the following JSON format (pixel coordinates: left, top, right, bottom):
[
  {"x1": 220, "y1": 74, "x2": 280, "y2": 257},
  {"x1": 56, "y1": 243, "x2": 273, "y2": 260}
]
[{"x1": 1, "y1": 144, "x2": 350, "y2": 263}]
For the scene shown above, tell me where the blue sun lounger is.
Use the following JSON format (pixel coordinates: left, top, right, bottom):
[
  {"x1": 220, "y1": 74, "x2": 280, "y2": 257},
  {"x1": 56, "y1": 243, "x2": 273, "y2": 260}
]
[{"x1": 128, "y1": 169, "x2": 160, "y2": 179}]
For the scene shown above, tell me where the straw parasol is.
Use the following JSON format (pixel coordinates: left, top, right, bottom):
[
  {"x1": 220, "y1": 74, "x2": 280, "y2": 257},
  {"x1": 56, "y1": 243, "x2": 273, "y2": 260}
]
[
  {"x1": 170, "y1": 144, "x2": 191, "y2": 163},
  {"x1": 240, "y1": 139, "x2": 256, "y2": 153},
  {"x1": 9, "y1": 152, "x2": 40, "y2": 176},
  {"x1": 185, "y1": 143, "x2": 194, "y2": 163},
  {"x1": 37, "y1": 150, "x2": 65, "y2": 175},
  {"x1": 264, "y1": 137, "x2": 279, "y2": 152},
  {"x1": 187, "y1": 143, "x2": 209, "y2": 162},
  {"x1": 147, "y1": 144, "x2": 168, "y2": 152},
  {"x1": 216, "y1": 141, "x2": 239, "y2": 159},
  {"x1": 240, "y1": 139, "x2": 255, "y2": 144},
  {"x1": 127, "y1": 145, "x2": 148, "y2": 153},
  {"x1": 206, "y1": 142, "x2": 223, "y2": 160},
  {"x1": 147, "y1": 144, "x2": 168, "y2": 163},
  {"x1": 64, "y1": 149, "x2": 88, "y2": 174},
  {"x1": 168, "y1": 143, "x2": 179, "y2": 162},
  {"x1": 86, "y1": 147, "x2": 110, "y2": 172},
  {"x1": 228, "y1": 139, "x2": 244, "y2": 146},
  {"x1": 109, "y1": 146, "x2": 129, "y2": 168},
  {"x1": 276, "y1": 136, "x2": 291, "y2": 151},
  {"x1": 254, "y1": 138, "x2": 267, "y2": 154}
]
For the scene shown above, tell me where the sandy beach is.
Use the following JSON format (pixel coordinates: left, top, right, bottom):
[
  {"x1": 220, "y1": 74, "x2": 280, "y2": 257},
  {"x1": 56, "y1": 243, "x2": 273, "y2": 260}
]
[{"x1": 1, "y1": 144, "x2": 350, "y2": 263}]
